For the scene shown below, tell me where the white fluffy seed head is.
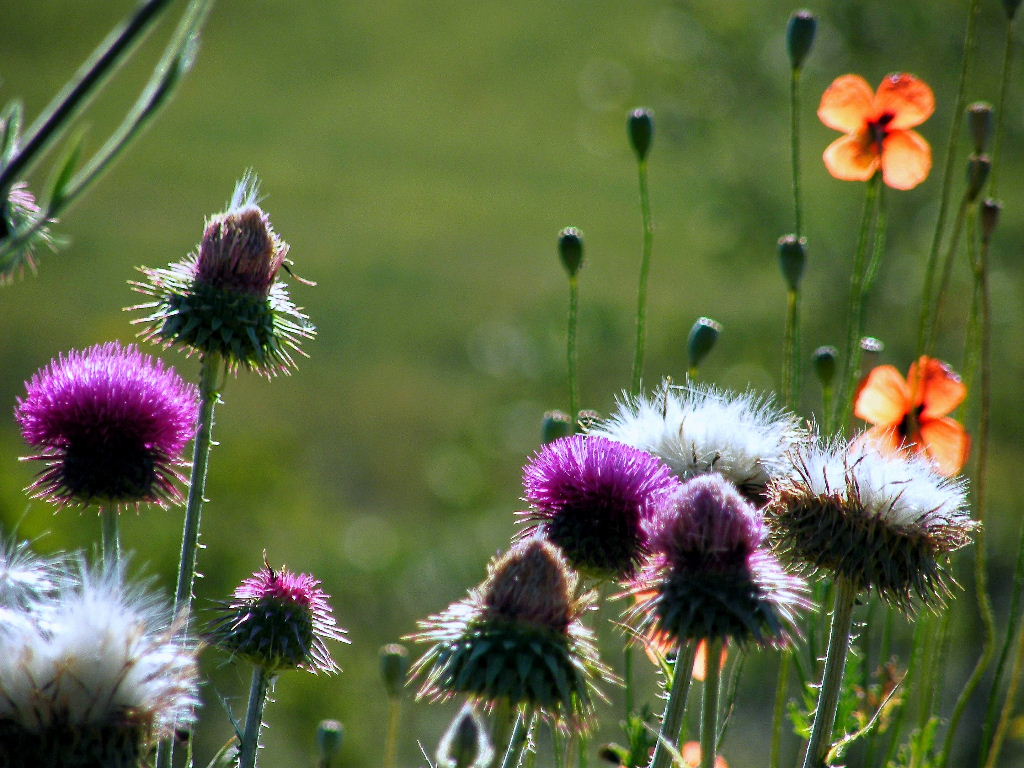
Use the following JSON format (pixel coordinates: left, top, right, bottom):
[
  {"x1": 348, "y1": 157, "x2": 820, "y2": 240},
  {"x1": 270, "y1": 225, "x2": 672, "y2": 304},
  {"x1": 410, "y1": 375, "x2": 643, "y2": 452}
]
[{"x1": 592, "y1": 382, "x2": 807, "y2": 497}]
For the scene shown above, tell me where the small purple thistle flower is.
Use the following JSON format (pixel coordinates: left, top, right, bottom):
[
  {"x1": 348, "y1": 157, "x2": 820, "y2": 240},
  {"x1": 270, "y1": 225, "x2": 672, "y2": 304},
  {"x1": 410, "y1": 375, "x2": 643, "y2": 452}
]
[
  {"x1": 520, "y1": 435, "x2": 681, "y2": 580},
  {"x1": 629, "y1": 474, "x2": 808, "y2": 648},
  {"x1": 15, "y1": 342, "x2": 199, "y2": 510},
  {"x1": 208, "y1": 560, "x2": 348, "y2": 674}
]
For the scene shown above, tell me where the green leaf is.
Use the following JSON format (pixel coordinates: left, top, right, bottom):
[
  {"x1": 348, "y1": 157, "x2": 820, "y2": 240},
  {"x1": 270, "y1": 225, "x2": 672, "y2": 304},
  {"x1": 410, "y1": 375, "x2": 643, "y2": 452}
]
[
  {"x1": 48, "y1": 132, "x2": 84, "y2": 208},
  {"x1": 0, "y1": 101, "x2": 23, "y2": 166}
]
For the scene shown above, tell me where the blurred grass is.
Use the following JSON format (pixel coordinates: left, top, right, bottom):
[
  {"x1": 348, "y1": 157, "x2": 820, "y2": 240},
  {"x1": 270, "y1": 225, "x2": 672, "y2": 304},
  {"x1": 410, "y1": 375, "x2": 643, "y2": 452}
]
[{"x1": 1, "y1": 0, "x2": 1023, "y2": 766}]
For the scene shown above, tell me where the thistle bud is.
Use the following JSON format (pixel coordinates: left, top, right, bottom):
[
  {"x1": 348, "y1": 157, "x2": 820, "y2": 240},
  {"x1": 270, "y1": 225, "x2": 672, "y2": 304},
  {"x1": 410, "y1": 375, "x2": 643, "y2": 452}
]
[
  {"x1": 380, "y1": 643, "x2": 409, "y2": 699},
  {"x1": 437, "y1": 703, "x2": 493, "y2": 768},
  {"x1": 687, "y1": 316, "x2": 722, "y2": 371},
  {"x1": 786, "y1": 10, "x2": 817, "y2": 71},
  {"x1": 628, "y1": 108, "x2": 654, "y2": 162},
  {"x1": 777, "y1": 234, "x2": 806, "y2": 291},
  {"x1": 812, "y1": 345, "x2": 838, "y2": 387},
  {"x1": 966, "y1": 155, "x2": 991, "y2": 202},
  {"x1": 981, "y1": 198, "x2": 1002, "y2": 243},
  {"x1": 542, "y1": 410, "x2": 573, "y2": 443},
  {"x1": 576, "y1": 409, "x2": 602, "y2": 433},
  {"x1": 316, "y1": 720, "x2": 344, "y2": 767},
  {"x1": 558, "y1": 227, "x2": 584, "y2": 277},
  {"x1": 967, "y1": 102, "x2": 994, "y2": 154}
]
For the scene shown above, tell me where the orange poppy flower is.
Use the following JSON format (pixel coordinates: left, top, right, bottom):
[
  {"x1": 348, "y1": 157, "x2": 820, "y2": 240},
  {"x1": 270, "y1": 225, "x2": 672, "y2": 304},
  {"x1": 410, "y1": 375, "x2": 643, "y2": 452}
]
[
  {"x1": 854, "y1": 356, "x2": 970, "y2": 476},
  {"x1": 818, "y1": 73, "x2": 934, "y2": 190},
  {"x1": 681, "y1": 742, "x2": 729, "y2": 768}
]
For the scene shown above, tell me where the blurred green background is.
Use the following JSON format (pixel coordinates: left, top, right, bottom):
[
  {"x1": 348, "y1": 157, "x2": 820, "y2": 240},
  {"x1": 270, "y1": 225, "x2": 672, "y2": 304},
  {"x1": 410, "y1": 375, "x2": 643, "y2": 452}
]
[{"x1": 2, "y1": 1, "x2": 1023, "y2": 766}]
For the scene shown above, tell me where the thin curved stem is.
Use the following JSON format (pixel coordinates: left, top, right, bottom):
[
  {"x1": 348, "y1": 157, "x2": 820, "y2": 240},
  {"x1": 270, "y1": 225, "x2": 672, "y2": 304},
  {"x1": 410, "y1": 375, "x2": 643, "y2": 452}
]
[
  {"x1": 649, "y1": 642, "x2": 698, "y2": 768},
  {"x1": 802, "y1": 577, "x2": 858, "y2": 768},
  {"x1": 989, "y1": 17, "x2": 1016, "y2": 198},
  {"x1": 791, "y1": 69, "x2": 804, "y2": 238},
  {"x1": 568, "y1": 274, "x2": 579, "y2": 426},
  {"x1": 631, "y1": 159, "x2": 653, "y2": 394},
  {"x1": 782, "y1": 289, "x2": 801, "y2": 411},
  {"x1": 238, "y1": 666, "x2": 272, "y2": 768},
  {"x1": 384, "y1": 699, "x2": 401, "y2": 768}
]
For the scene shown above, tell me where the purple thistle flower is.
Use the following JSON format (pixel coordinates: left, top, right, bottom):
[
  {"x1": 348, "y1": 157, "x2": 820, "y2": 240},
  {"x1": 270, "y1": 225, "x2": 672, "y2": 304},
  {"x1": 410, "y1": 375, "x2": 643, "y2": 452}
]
[
  {"x1": 208, "y1": 560, "x2": 348, "y2": 674},
  {"x1": 628, "y1": 474, "x2": 808, "y2": 648},
  {"x1": 15, "y1": 342, "x2": 199, "y2": 510},
  {"x1": 520, "y1": 435, "x2": 681, "y2": 580}
]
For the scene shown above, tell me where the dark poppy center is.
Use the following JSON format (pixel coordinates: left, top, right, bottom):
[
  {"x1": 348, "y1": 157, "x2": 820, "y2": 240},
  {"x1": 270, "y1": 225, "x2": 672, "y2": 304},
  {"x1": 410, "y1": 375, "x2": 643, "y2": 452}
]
[
  {"x1": 867, "y1": 112, "x2": 896, "y2": 148},
  {"x1": 61, "y1": 432, "x2": 158, "y2": 503},
  {"x1": 898, "y1": 404, "x2": 926, "y2": 442}
]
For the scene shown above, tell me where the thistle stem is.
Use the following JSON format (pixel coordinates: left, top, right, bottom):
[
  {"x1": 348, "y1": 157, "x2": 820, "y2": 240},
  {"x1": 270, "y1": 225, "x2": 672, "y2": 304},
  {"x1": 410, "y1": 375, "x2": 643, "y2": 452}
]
[
  {"x1": 238, "y1": 666, "x2": 272, "y2": 768},
  {"x1": 631, "y1": 159, "x2": 653, "y2": 394},
  {"x1": 568, "y1": 274, "x2": 580, "y2": 426},
  {"x1": 100, "y1": 506, "x2": 120, "y2": 567},
  {"x1": 649, "y1": 642, "x2": 698, "y2": 768},
  {"x1": 700, "y1": 640, "x2": 723, "y2": 768},
  {"x1": 770, "y1": 652, "x2": 791, "y2": 768},
  {"x1": 383, "y1": 699, "x2": 401, "y2": 768},
  {"x1": 801, "y1": 577, "x2": 858, "y2": 768},
  {"x1": 500, "y1": 712, "x2": 534, "y2": 768},
  {"x1": 174, "y1": 351, "x2": 221, "y2": 615}
]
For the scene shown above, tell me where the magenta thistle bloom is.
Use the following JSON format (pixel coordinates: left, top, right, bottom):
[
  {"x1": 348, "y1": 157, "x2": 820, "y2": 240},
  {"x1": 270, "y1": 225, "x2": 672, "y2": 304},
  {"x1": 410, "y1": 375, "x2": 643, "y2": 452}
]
[
  {"x1": 15, "y1": 342, "x2": 199, "y2": 510},
  {"x1": 1, "y1": 182, "x2": 57, "y2": 285},
  {"x1": 627, "y1": 474, "x2": 808, "y2": 648},
  {"x1": 131, "y1": 172, "x2": 315, "y2": 376},
  {"x1": 208, "y1": 561, "x2": 347, "y2": 673},
  {"x1": 520, "y1": 435, "x2": 681, "y2": 580}
]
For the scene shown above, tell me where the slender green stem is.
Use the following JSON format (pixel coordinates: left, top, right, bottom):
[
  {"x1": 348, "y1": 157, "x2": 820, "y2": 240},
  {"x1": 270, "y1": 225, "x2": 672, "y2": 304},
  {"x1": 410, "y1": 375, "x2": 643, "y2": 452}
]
[
  {"x1": 624, "y1": 644, "x2": 635, "y2": 720},
  {"x1": 916, "y1": 0, "x2": 982, "y2": 358},
  {"x1": 100, "y1": 506, "x2": 120, "y2": 567},
  {"x1": 834, "y1": 175, "x2": 880, "y2": 433},
  {"x1": 631, "y1": 159, "x2": 653, "y2": 394},
  {"x1": 0, "y1": 0, "x2": 177, "y2": 195},
  {"x1": 568, "y1": 274, "x2": 579, "y2": 426},
  {"x1": 552, "y1": 727, "x2": 565, "y2": 768},
  {"x1": 782, "y1": 289, "x2": 801, "y2": 411},
  {"x1": 770, "y1": 652, "x2": 791, "y2": 768},
  {"x1": 492, "y1": 699, "x2": 515, "y2": 760},
  {"x1": 791, "y1": 69, "x2": 804, "y2": 238},
  {"x1": 939, "y1": 205, "x2": 996, "y2": 768},
  {"x1": 384, "y1": 699, "x2": 401, "y2": 768},
  {"x1": 924, "y1": 198, "x2": 969, "y2": 356},
  {"x1": 649, "y1": 642, "x2": 698, "y2": 768},
  {"x1": 985, "y1": 609, "x2": 1024, "y2": 768},
  {"x1": 801, "y1": 577, "x2": 858, "y2": 768},
  {"x1": 981, "y1": 518, "x2": 1024, "y2": 764},
  {"x1": 989, "y1": 18, "x2": 1016, "y2": 198},
  {"x1": 238, "y1": 666, "x2": 271, "y2": 768},
  {"x1": 500, "y1": 712, "x2": 534, "y2": 768},
  {"x1": 577, "y1": 733, "x2": 588, "y2": 768},
  {"x1": 700, "y1": 640, "x2": 723, "y2": 768}
]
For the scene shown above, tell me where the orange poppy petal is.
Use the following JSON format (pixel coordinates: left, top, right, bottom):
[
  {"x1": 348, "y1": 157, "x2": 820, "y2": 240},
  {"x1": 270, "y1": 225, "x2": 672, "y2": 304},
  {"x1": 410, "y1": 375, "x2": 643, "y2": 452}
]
[
  {"x1": 818, "y1": 74, "x2": 875, "y2": 132},
  {"x1": 681, "y1": 742, "x2": 729, "y2": 768},
  {"x1": 855, "y1": 365, "x2": 911, "y2": 426},
  {"x1": 824, "y1": 133, "x2": 880, "y2": 182},
  {"x1": 908, "y1": 356, "x2": 967, "y2": 418},
  {"x1": 881, "y1": 130, "x2": 932, "y2": 190},
  {"x1": 919, "y1": 417, "x2": 971, "y2": 476},
  {"x1": 874, "y1": 73, "x2": 935, "y2": 130}
]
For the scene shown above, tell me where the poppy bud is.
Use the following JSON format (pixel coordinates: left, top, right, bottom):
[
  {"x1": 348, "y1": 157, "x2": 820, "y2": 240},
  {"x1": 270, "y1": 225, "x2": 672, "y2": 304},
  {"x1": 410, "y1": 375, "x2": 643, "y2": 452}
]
[
  {"x1": 437, "y1": 703, "x2": 493, "y2": 768},
  {"x1": 966, "y1": 155, "x2": 991, "y2": 202},
  {"x1": 981, "y1": 198, "x2": 1002, "y2": 243},
  {"x1": 967, "y1": 102, "x2": 994, "y2": 154},
  {"x1": 786, "y1": 10, "x2": 817, "y2": 71},
  {"x1": 812, "y1": 345, "x2": 838, "y2": 387},
  {"x1": 688, "y1": 316, "x2": 722, "y2": 371},
  {"x1": 542, "y1": 410, "x2": 573, "y2": 443},
  {"x1": 1003, "y1": 0, "x2": 1022, "y2": 19},
  {"x1": 316, "y1": 720, "x2": 344, "y2": 767},
  {"x1": 777, "y1": 234, "x2": 806, "y2": 291},
  {"x1": 379, "y1": 643, "x2": 409, "y2": 699},
  {"x1": 628, "y1": 108, "x2": 654, "y2": 162},
  {"x1": 558, "y1": 227, "x2": 584, "y2": 277}
]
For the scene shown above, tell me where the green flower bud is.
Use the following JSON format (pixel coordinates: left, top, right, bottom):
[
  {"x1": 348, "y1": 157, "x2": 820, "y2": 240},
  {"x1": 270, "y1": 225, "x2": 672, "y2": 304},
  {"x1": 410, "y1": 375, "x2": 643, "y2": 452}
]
[
  {"x1": 628, "y1": 108, "x2": 654, "y2": 162},
  {"x1": 687, "y1": 316, "x2": 722, "y2": 371},
  {"x1": 558, "y1": 227, "x2": 584, "y2": 277},
  {"x1": 777, "y1": 234, "x2": 807, "y2": 291},
  {"x1": 966, "y1": 154, "x2": 991, "y2": 202},
  {"x1": 379, "y1": 643, "x2": 409, "y2": 699},
  {"x1": 967, "y1": 102, "x2": 994, "y2": 154},
  {"x1": 437, "y1": 703, "x2": 493, "y2": 768},
  {"x1": 981, "y1": 198, "x2": 1002, "y2": 243},
  {"x1": 316, "y1": 720, "x2": 344, "y2": 766},
  {"x1": 542, "y1": 410, "x2": 573, "y2": 443},
  {"x1": 787, "y1": 10, "x2": 817, "y2": 70},
  {"x1": 812, "y1": 345, "x2": 838, "y2": 387}
]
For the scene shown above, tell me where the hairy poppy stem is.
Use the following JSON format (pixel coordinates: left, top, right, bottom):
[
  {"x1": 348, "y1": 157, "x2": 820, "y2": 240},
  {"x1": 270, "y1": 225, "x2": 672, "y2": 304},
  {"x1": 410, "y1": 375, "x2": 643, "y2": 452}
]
[
  {"x1": 649, "y1": 642, "x2": 697, "y2": 768},
  {"x1": 568, "y1": 274, "x2": 580, "y2": 427},
  {"x1": 801, "y1": 577, "x2": 858, "y2": 768},
  {"x1": 988, "y1": 16, "x2": 1017, "y2": 198},
  {"x1": 782, "y1": 289, "x2": 801, "y2": 411},
  {"x1": 631, "y1": 158, "x2": 654, "y2": 394}
]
